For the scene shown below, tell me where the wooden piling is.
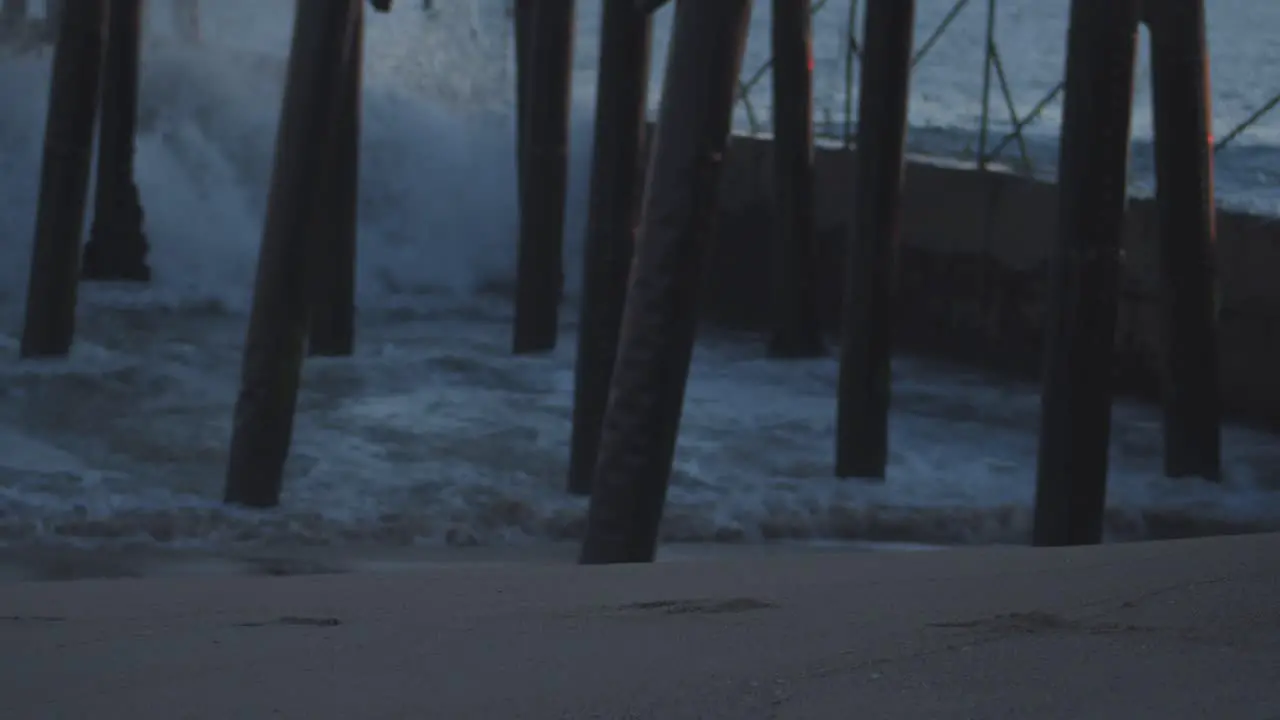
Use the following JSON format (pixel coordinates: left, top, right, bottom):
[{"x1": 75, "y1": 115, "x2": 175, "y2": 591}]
[
  {"x1": 1146, "y1": 0, "x2": 1222, "y2": 482},
  {"x1": 579, "y1": 0, "x2": 753, "y2": 564},
  {"x1": 767, "y1": 0, "x2": 825, "y2": 358},
  {"x1": 511, "y1": 0, "x2": 574, "y2": 354},
  {"x1": 1033, "y1": 0, "x2": 1140, "y2": 547},
  {"x1": 308, "y1": 1, "x2": 363, "y2": 358},
  {"x1": 83, "y1": 0, "x2": 151, "y2": 283},
  {"x1": 19, "y1": 0, "x2": 105, "y2": 359},
  {"x1": 566, "y1": 0, "x2": 653, "y2": 496},
  {"x1": 834, "y1": 0, "x2": 915, "y2": 479},
  {"x1": 223, "y1": 0, "x2": 359, "y2": 509}
]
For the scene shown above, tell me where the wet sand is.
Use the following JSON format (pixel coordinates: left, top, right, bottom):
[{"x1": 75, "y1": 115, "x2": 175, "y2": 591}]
[
  {"x1": 0, "y1": 538, "x2": 943, "y2": 582},
  {"x1": 2, "y1": 532, "x2": 1276, "y2": 719}
]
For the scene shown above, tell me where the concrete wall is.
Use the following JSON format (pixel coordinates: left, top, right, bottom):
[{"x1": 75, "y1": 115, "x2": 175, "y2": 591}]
[{"x1": 690, "y1": 133, "x2": 1280, "y2": 427}]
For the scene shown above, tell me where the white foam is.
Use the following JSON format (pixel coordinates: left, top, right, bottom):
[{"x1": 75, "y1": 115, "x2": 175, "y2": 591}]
[
  {"x1": 0, "y1": 428, "x2": 87, "y2": 475},
  {"x1": 0, "y1": 311, "x2": 1275, "y2": 549}
]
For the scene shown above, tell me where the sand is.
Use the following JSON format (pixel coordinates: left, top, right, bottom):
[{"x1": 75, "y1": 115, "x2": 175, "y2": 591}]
[{"x1": 2, "y1": 533, "x2": 1277, "y2": 719}]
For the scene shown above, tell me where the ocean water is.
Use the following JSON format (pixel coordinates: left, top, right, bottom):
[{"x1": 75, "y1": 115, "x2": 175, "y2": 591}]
[{"x1": 0, "y1": 0, "x2": 1277, "y2": 555}]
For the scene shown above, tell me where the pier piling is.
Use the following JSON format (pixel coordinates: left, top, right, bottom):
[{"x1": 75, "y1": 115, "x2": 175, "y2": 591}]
[
  {"x1": 20, "y1": 0, "x2": 106, "y2": 359},
  {"x1": 1033, "y1": 0, "x2": 1140, "y2": 546},
  {"x1": 82, "y1": 0, "x2": 151, "y2": 283},
  {"x1": 512, "y1": 0, "x2": 574, "y2": 354},
  {"x1": 834, "y1": 0, "x2": 915, "y2": 479},
  {"x1": 767, "y1": 0, "x2": 825, "y2": 358},
  {"x1": 308, "y1": 0, "x2": 363, "y2": 358},
  {"x1": 566, "y1": 0, "x2": 652, "y2": 496},
  {"x1": 223, "y1": 0, "x2": 359, "y2": 509},
  {"x1": 1146, "y1": 0, "x2": 1222, "y2": 482},
  {"x1": 580, "y1": 0, "x2": 753, "y2": 564}
]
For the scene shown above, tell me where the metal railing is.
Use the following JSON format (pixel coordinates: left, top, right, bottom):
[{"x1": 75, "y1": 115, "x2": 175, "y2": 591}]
[{"x1": 733, "y1": 0, "x2": 1280, "y2": 175}]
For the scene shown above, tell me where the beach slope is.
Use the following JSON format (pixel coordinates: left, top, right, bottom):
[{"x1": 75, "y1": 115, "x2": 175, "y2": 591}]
[{"x1": 2, "y1": 533, "x2": 1277, "y2": 719}]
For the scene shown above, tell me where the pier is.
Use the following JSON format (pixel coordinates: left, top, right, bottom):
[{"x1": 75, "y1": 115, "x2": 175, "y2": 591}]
[
  {"x1": 2, "y1": 0, "x2": 1279, "y2": 552},
  {"x1": 2, "y1": 1, "x2": 1279, "y2": 714}
]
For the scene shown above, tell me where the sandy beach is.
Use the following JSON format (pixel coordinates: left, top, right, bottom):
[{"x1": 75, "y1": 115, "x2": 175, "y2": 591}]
[{"x1": 3, "y1": 532, "x2": 1276, "y2": 718}]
